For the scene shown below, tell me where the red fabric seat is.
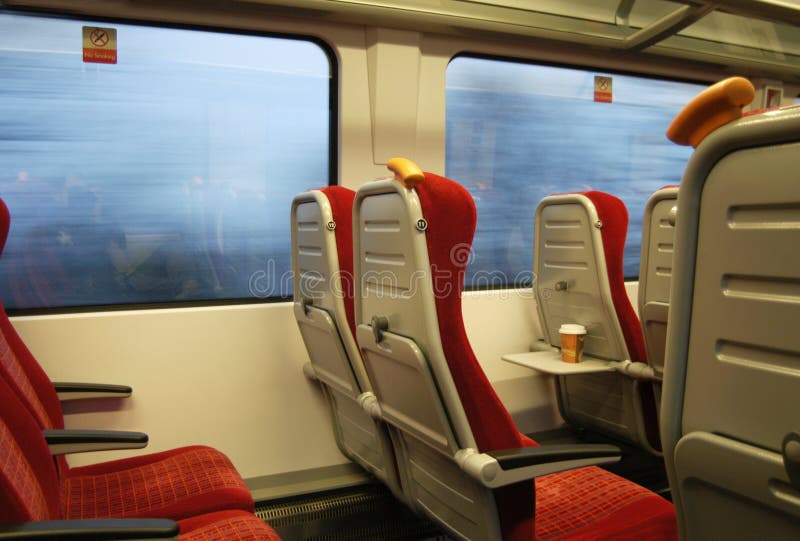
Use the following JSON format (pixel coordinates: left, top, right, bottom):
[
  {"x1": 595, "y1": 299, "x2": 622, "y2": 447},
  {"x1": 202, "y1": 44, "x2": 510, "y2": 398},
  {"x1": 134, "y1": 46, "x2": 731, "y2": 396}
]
[
  {"x1": 414, "y1": 172, "x2": 675, "y2": 540},
  {"x1": 576, "y1": 191, "x2": 647, "y2": 363},
  {"x1": 0, "y1": 197, "x2": 255, "y2": 520},
  {"x1": 61, "y1": 446, "x2": 254, "y2": 520},
  {"x1": 0, "y1": 374, "x2": 280, "y2": 540}
]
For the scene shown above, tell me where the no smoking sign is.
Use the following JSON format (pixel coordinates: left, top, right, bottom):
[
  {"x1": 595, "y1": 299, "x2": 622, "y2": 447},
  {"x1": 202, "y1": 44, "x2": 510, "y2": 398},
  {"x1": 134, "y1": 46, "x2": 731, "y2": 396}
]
[
  {"x1": 83, "y1": 26, "x2": 117, "y2": 64},
  {"x1": 594, "y1": 75, "x2": 613, "y2": 103}
]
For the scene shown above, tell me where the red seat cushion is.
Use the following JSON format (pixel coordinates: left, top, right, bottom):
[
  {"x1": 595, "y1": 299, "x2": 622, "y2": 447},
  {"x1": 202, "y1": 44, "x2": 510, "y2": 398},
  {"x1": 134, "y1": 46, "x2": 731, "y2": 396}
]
[
  {"x1": 0, "y1": 376, "x2": 277, "y2": 538},
  {"x1": 536, "y1": 466, "x2": 676, "y2": 540},
  {"x1": 179, "y1": 510, "x2": 282, "y2": 541},
  {"x1": 62, "y1": 446, "x2": 254, "y2": 520}
]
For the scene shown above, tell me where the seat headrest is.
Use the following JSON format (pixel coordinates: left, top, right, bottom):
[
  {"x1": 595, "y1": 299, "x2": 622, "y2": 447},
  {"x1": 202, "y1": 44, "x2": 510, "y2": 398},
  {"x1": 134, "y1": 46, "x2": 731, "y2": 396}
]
[{"x1": 666, "y1": 76, "x2": 755, "y2": 147}]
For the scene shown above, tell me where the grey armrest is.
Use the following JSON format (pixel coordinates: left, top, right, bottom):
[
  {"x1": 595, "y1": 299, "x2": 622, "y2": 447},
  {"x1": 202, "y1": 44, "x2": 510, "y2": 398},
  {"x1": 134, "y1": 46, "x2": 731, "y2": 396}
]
[
  {"x1": 0, "y1": 519, "x2": 178, "y2": 540},
  {"x1": 43, "y1": 429, "x2": 148, "y2": 455},
  {"x1": 54, "y1": 382, "x2": 132, "y2": 401},
  {"x1": 456, "y1": 444, "x2": 621, "y2": 488}
]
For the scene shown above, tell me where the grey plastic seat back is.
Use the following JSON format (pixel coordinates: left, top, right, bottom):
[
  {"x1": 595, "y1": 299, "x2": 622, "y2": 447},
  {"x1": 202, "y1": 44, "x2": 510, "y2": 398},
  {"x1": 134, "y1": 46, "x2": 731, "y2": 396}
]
[
  {"x1": 639, "y1": 186, "x2": 679, "y2": 379},
  {"x1": 353, "y1": 179, "x2": 502, "y2": 541},
  {"x1": 662, "y1": 107, "x2": 800, "y2": 540},
  {"x1": 534, "y1": 194, "x2": 630, "y2": 359},
  {"x1": 534, "y1": 194, "x2": 659, "y2": 454},
  {"x1": 291, "y1": 190, "x2": 401, "y2": 496}
]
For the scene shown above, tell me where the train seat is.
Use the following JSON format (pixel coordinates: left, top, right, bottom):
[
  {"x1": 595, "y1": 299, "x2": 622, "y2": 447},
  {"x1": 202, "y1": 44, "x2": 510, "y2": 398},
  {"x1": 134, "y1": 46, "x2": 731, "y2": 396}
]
[
  {"x1": 0, "y1": 372, "x2": 282, "y2": 540},
  {"x1": 663, "y1": 77, "x2": 800, "y2": 539},
  {"x1": 290, "y1": 186, "x2": 402, "y2": 498},
  {"x1": 352, "y1": 159, "x2": 676, "y2": 541},
  {"x1": 533, "y1": 191, "x2": 660, "y2": 454},
  {"x1": 0, "y1": 198, "x2": 256, "y2": 521},
  {"x1": 638, "y1": 186, "x2": 679, "y2": 409}
]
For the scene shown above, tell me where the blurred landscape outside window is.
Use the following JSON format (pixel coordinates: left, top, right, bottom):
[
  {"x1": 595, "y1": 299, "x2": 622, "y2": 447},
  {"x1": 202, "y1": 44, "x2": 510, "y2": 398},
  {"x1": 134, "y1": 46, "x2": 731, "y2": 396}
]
[
  {"x1": 446, "y1": 55, "x2": 703, "y2": 286},
  {"x1": 0, "y1": 12, "x2": 332, "y2": 309}
]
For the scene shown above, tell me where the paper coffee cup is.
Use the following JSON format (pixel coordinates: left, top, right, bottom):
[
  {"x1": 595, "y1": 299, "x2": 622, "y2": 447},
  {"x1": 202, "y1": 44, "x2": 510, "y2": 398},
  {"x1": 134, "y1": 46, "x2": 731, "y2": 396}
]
[{"x1": 559, "y1": 324, "x2": 587, "y2": 363}]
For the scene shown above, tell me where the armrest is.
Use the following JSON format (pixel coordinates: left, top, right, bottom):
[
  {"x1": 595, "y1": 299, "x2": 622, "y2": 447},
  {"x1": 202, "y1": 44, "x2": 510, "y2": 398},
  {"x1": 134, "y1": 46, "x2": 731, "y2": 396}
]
[
  {"x1": 43, "y1": 429, "x2": 148, "y2": 455},
  {"x1": 456, "y1": 444, "x2": 621, "y2": 488},
  {"x1": 0, "y1": 519, "x2": 178, "y2": 540},
  {"x1": 54, "y1": 382, "x2": 132, "y2": 401}
]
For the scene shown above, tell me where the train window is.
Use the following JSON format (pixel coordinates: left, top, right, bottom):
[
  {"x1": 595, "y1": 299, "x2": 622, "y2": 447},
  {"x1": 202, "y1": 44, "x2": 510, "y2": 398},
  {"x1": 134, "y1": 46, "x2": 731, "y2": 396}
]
[
  {"x1": 0, "y1": 12, "x2": 333, "y2": 309},
  {"x1": 445, "y1": 55, "x2": 702, "y2": 286}
]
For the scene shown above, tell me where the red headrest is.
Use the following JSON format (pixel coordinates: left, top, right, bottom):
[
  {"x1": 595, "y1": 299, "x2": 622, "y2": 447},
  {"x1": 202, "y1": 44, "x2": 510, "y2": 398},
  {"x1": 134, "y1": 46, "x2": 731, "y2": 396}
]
[
  {"x1": 415, "y1": 173, "x2": 531, "y2": 452},
  {"x1": 577, "y1": 191, "x2": 647, "y2": 363},
  {"x1": 318, "y1": 186, "x2": 356, "y2": 339}
]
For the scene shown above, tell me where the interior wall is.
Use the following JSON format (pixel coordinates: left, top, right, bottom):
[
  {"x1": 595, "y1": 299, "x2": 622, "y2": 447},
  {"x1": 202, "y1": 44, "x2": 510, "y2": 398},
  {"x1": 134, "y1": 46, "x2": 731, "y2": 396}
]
[{"x1": 11, "y1": 283, "x2": 641, "y2": 477}]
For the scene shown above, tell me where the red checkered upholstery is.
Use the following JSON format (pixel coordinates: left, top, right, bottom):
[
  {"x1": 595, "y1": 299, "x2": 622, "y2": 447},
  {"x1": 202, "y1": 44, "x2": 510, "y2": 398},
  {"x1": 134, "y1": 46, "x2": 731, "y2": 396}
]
[
  {"x1": 0, "y1": 404, "x2": 58, "y2": 522},
  {"x1": 0, "y1": 197, "x2": 254, "y2": 520},
  {"x1": 536, "y1": 467, "x2": 676, "y2": 540},
  {"x1": 179, "y1": 511, "x2": 283, "y2": 541},
  {"x1": 63, "y1": 446, "x2": 253, "y2": 520},
  {"x1": 0, "y1": 368, "x2": 281, "y2": 539},
  {"x1": 415, "y1": 173, "x2": 675, "y2": 540}
]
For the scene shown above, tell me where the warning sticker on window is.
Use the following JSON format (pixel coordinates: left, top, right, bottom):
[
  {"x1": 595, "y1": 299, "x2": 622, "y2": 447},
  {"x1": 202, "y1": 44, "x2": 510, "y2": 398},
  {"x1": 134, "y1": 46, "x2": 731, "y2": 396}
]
[
  {"x1": 83, "y1": 26, "x2": 117, "y2": 64},
  {"x1": 594, "y1": 75, "x2": 612, "y2": 103}
]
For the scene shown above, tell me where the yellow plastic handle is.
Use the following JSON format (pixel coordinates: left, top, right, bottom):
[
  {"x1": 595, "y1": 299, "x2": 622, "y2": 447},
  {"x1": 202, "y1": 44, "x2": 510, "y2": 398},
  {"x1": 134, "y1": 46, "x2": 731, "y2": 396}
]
[
  {"x1": 387, "y1": 157, "x2": 424, "y2": 188},
  {"x1": 666, "y1": 77, "x2": 755, "y2": 148}
]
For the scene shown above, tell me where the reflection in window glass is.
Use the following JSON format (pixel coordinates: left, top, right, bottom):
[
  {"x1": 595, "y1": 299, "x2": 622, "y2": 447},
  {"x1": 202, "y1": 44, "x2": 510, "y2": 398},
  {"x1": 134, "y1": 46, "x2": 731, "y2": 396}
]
[
  {"x1": 0, "y1": 13, "x2": 332, "y2": 309},
  {"x1": 446, "y1": 56, "x2": 702, "y2": 284}
]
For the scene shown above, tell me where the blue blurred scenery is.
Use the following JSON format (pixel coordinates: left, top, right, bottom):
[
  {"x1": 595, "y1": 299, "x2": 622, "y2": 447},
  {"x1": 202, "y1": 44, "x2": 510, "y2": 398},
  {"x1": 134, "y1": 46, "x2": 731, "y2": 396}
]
[
  {"x1": 445, "y1": 56, "x2": 702, "y2": 285},
  {"x1": 0, "y1": 13, "x2": 331, "y2": 308}
]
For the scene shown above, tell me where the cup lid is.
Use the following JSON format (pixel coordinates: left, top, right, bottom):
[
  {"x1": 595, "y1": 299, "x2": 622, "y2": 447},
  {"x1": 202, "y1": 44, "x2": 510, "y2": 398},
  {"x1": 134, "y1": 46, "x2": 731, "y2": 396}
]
[{"x1": 559, "y1": 323, "x2": 587, "y2": 335}]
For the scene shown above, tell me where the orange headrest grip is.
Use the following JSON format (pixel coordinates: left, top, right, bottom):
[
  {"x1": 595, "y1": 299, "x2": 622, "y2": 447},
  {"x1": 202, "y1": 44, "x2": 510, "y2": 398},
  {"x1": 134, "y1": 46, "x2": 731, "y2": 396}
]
[
  {"x1": 387, "y1": 157, "x2": 424, "y2": 189},
  {"x1": 666, "y1": 77, "x2": 755, "y2": 148}
]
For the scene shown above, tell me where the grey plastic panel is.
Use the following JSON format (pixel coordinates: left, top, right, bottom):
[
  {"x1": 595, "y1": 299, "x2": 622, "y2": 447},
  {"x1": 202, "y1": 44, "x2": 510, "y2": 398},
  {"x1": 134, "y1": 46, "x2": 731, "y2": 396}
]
[
  {"x1": 293, "y1": 200, "x2": 334, "y2": 309},
  {"x1": 661, "y1": 107, "x2": 800, "y2": 541},
  {"x1": 675, "y1": 432, "x2": 800, "y2": 540},
  {"x1": 325, "y1": 386, "x2": 395, "y2": 482},
  {"x1": 294, "y1": 303, "x2": 358, "y2": 397},
  {"x1": 682, "y1": 143, "x2": 800, "y2": 449},
  {"x1": 558, "y1": 373, "x2": 633, "y2": 435},
  {"x1": 357, "y1": 324, "x2": 458, "y2": 457},
  {"x1": 639, "y1": 187, "x2": 678, "y2": 376},
  {"x1": 401, "y1": 435, "x2": 501, "y2": 541},
  {"x1": 534, "y1": 195, "x2": 629, "y2": 360},
  {"x1": 290, "y1": 191, "x2": 402, "y2": 498}
]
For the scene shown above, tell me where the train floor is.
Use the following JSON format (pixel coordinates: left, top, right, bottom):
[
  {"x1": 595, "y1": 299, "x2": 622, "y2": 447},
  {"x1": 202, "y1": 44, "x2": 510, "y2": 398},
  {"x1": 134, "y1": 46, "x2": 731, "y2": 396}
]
[{"x1": 255, "y1": 427, "x2": 670, "y2": 540}]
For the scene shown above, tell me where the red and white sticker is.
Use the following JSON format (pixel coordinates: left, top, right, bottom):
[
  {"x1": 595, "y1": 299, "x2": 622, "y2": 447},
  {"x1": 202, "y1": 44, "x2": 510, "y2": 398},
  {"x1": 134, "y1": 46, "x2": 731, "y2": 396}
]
[
  {"x1": 594, "y1": 75, "x2": 612, "y2": 103},
  {"x1": 82, "y1": 26, "x2": 117, "y2": 64}
]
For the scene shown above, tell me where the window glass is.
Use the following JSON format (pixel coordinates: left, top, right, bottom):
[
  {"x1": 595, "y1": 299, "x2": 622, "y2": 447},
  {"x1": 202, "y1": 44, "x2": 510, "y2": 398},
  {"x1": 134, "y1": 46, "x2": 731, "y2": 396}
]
[
  {"x1": 446, "y1": 56, "x2": 702, "y2": 285},
  {"x1": 0, "y1": 12, "x2": 332, "y2": 309}
]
